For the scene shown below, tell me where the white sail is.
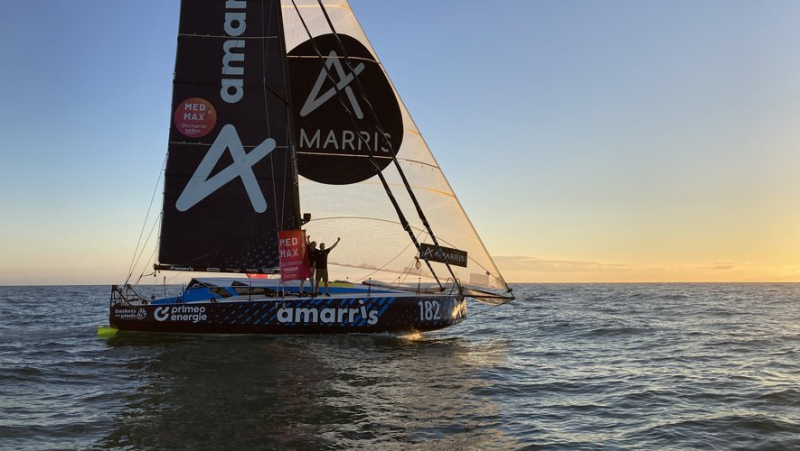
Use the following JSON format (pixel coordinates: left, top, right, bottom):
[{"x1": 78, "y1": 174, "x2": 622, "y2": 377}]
[{"x1": 281, "y1": 0, "x2": 511, "y2": 297}]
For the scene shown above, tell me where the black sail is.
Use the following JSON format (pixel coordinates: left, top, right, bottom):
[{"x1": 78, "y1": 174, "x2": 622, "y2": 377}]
[{"x1": 158, "y1": 0, "x2": 297, "y2": 273}]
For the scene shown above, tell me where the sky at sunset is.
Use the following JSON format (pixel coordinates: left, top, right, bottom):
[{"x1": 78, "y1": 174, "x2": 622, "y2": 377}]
[{"x1": 1, "y1": 0, "x2": 799, "y2": 285}]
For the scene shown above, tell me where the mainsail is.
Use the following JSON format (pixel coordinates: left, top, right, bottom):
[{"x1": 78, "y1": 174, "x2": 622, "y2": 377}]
[
  {"x1": 158, "y1": 0, "x2": 298, "y2": 273},
  {"x1": 281, "y1": 1, "x2": 512, "y2": 300}
]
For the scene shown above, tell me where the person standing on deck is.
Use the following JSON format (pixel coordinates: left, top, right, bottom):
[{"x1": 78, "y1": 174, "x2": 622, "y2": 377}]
[
  {"x1": 299, "y1": 235, "x2": 317, "y2": 295},
  {"x1": 314, "y1": 237, "x2": 340, "y2": 296}
]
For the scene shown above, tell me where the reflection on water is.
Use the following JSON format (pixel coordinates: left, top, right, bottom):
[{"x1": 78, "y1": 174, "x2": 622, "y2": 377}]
[{"x1": 99, "y1": 333, "x2": 514, "y2": 450}]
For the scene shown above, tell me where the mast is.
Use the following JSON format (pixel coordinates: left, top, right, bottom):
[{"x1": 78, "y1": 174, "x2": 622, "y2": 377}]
[{"x1": 275, "y1": 0, "x2": 303, "y2": 229}]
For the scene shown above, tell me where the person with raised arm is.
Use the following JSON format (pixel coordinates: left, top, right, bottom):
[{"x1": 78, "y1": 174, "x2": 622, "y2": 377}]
[{"x1": 314, "y1": 237, "x2": 340, "y2": 296}]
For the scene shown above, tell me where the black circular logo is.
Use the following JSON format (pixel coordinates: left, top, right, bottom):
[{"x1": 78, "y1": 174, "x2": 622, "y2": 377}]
[{"x1": 289, "y1": 34, "x2": 403, "y2": 185}]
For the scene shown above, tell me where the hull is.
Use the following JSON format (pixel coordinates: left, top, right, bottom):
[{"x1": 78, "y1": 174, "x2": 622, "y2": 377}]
[{"x1": 109, "y1": 292, "x2": 466, "y2": 335}]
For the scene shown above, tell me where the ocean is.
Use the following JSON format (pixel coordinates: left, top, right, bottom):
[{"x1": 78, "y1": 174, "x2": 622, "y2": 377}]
[{"x1": 0, "y1": 284, "x2": 798, "y2": 450}]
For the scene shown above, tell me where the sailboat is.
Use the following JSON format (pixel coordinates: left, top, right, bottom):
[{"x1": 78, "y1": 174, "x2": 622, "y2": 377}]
[{"x1": 108, "y1": 0, "x2": 513, "y2": 335}]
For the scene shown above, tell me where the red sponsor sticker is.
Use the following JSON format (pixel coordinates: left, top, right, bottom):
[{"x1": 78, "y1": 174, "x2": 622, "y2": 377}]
[
  {"x1": 279, "y1": 230, "x2": 312, "y2": 282},
  {"x1": 174, "y1": 98, "x2": 217, "y2": 138}
]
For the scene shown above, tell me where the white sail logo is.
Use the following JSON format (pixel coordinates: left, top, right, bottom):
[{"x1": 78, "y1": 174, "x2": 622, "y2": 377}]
[
  {"x1": 300, "y1": 50, "x2": 365, "y2": 119},
  {"x1": 177, "y1": 124, "x2": 275, "y2": 213},
  {"x1": 289, "y1": 34, "x2": 403, "y2": 185}
]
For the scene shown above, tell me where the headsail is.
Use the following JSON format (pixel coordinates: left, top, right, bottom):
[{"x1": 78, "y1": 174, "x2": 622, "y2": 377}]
[
  {"x1": 281, "y1": 1, "x2": 513, "y2": 301},
  {"x1": 158, "y1": 0, "x2": 298, "y2": 274}
]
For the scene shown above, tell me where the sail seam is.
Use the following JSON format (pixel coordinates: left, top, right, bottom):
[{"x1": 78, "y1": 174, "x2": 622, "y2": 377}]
[
  {"x1": 177, "y1": 34, "x2": 279, "y2": 40},
  {"x1": 296, "y1": 151, "x2": 391, "y2": 159},
  {"x1": 167, "y1": 141, "x2": 289, "y2": 149},
  {"x1": 287, "y1": 55, "x2": 375, "y2": 63}
]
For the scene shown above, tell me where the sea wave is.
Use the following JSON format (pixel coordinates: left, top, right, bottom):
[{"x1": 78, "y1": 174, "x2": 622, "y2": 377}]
[{"x1": 0, "y1": 284, "x2": 799, "y2": 449}]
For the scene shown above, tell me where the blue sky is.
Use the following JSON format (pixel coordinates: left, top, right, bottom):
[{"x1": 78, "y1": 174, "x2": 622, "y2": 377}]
[{"x1": 2, "y1": 1, "x2": 799, "y2": 284}]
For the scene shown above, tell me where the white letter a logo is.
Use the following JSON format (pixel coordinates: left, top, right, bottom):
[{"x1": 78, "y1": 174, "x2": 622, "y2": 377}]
[
  {"x1": 300, "y1": 50, "x2": 365, "y2": 119},
  {"x1": 176, "y1": 124, "x2": 275, "y2": 213}
]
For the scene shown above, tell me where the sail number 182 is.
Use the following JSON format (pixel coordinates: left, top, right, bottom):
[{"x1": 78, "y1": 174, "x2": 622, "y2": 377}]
[{"x1": 418, "y1": 301, "x2": 441, "y2": 321}]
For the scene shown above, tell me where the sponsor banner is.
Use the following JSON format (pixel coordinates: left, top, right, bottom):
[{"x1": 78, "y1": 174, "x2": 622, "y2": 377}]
[
  {"x1": 419, "y1": 244, "x2": 468, "y2": 268},
  {"x1": 174, "y1": 97, "x2": 217, "y2": 138},
  {"x1": 276, "y1": 299, "x2": 381, "y2": 326},
  {"x1": 113, "y1": 308, "x2": 148, "y2": 321},
  {"x1": 154, "y1": 305, "x2": 208, "y2": 324},
  {"x1": 110, "y1": 296, "x2": 466, "y2": 332},
  {"x1": 288, "y1": 34, "x2": 403, "y2": 185},
  {"x1": 279, "y1": 230, "x2": 311, "y2": 282}
]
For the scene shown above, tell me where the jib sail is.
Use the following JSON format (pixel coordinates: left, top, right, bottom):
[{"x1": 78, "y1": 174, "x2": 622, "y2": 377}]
[{"x1": 280, "y1": 1, "x2": 512, "y2": 300}]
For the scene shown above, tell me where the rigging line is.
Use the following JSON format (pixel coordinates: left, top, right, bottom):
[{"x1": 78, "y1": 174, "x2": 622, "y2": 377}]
[
  {"x1": 164, "y1": 271, "x2": 186, "y2": 284},
  {"x1": 397, "y1": 254, "x2": 422, "y2": 286},
  {"x1": 154, "y1": 210, "x2": 162, "y2": 274},
  {"x1": 129, "y1": 213, "x2": 161, "y2": 286},
  {"x1": 126, "y1": 153, "x2": 167, "y2": 285},
  {"x1": 288, "y1": 0, "x2": 443, "y2": 289},
  {"x1": 135, "y1": 245, "x2": 160, "y2": 288},
  {"x1": 314, "y1": 0, "x2": 460, "y2": 288},
  {"x1": 357, "y1": 228, "x2": 426, "y2": 282},
  {"x1": 151, "y1": 212, "x2": 163, "y2": 278}
]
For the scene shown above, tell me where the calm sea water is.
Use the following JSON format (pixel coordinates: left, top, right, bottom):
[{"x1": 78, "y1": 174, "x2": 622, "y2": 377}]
[{"x1": 1, "y1": 284, "x2": 799, "y2": 450}]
